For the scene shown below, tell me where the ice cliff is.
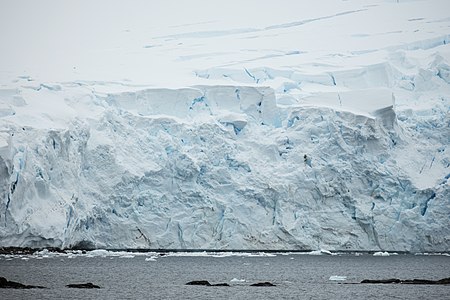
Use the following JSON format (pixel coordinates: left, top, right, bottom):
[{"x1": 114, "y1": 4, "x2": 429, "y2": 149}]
[
  {"x1": 0, "y1": 0, "x2": 449, "y2": 251},
  {"x1": 0, "y1": 79, "x2": 448, "y2": 252}
]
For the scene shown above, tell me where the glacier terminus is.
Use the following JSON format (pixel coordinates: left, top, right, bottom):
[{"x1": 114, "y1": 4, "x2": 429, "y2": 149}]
[{"x1": 0, "y1": 0, "x2": 449, "y2": 252}]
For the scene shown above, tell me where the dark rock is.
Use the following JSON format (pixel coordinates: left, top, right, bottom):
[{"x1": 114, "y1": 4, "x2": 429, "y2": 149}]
[
  {"x1": 211, "y1": 283, "x2": 230, "y2": 287},
  {"x1": 361, "y1": 279, "x2": 401, "y2": 284},
  {"x1": 66, "y1": 282, "x2": 101, "y2": 289},
  {"x1": 402, "y1": 279, "x2": 437, "y2": 285},
  {"x1": 0, "y1": 277, "x2": 46, "y2": 289},
  {"x1": 438, "y1": 277, "x2": 450, "y2": 284},
  {"x1": 0, "y1": 247, "x2": 66, "y2": 255},
  {"x1": 186, "y1": 280, "x2": 211, "y2": 286},
  {"x1": 0, "y1": 247, "x2": 35, "y2": 255},
  {"x1": 186, "y1": 281, "x2": 230, "y2": 287},
  {"x1": 360, "y1": 277, "x2": 450, "y2": 285},
  {"x1": 250, "y1": 281, "x2": 276, "y2": 287}
]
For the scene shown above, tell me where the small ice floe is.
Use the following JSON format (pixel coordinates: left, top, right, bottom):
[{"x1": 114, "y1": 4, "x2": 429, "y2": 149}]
[
  {"x1": 230, "y1": 278, "x2": 246, "y2": 283},
  {"x1": 308, "y1": 249, "x2": 333, "y2": 256},
  {"x1": 211, "y1": 252, "x2": 276, "y2": 258},
  {"x1": 211, "y1": 252, "x2": 234, "y2": 258},
  {"x1": 373, "y1": 251, "x2": 390, "y2": 256},
  {"x1": 329, "y1": 276, "x2": 347, "y2": 281},
  {"x1": 88, "y1": 249, "x2": 110, "y2": 257},
  {"x1": 415, "y1": 252, "x2": 450, "y2": 257},
  {"x1": 247, "y1": 252, "x2": 277, "y2": 257},
  {"x1": 145, "y1": 257, "x2": 157, "y2": 262},
  {"x1": 167, "y1": 251, "x2": 209, "y2": 257},
  {"x1": 120, "y1": 254, "x2": 135, "y2": 259},
  {"x1": 34, "y1": 249, "x2": 53, "y2": 258},
  {"x1": 21, "y1": 257, "x2": 30, "y2": 261}
]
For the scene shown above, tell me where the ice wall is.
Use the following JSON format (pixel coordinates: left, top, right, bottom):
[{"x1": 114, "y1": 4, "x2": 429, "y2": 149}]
[{"x1": 0, "y1": 76, "x2": 448, "y2": 251}]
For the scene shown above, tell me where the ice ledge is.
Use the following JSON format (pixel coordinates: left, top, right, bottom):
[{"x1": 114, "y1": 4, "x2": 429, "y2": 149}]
[
  {"x1": 300, "y1": 88, "x2": 397, "y2": 129},
  {"x1": 101, "y1": 85, "x2": 395, "y2": 129},
  {"x1": 101, "y1": 85, "x2": 281, "y2": 127}
]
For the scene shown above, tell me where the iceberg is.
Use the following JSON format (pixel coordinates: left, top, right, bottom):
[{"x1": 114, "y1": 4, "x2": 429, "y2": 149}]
[
  {"x1": 329, "y1": 276, "x2": 347, "y2": 281},
  {"x1": 373, "y1": 251, "x2": 390, "y2": 257}
]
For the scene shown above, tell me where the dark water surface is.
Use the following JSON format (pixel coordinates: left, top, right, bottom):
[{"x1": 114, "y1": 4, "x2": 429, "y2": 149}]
[{"x1": 1, "y1": 253, "x2": 449, "y2": 299}]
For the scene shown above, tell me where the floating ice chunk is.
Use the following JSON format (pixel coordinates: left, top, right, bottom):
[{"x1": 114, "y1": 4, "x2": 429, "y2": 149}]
[
  {"x1": 166, "y1": 251, "x2": 210, "y2": 257},
  {"x1": 329, "y1": 276, "x2": 347, "y2": 281},
  {"x1": 247, "y1": 252, "x2": 277, "y2": 257},
  {"x1": 308, "y1": 249, "x2": 333, "y2": 255},
  {"x1": 373, "y1": 251, "x2": 390, "y2": 256},
  {"x1": 88, "y1": 249, "x2": 110, "y2": 257},
  {"x1": 415, "y1": 253, "x2": 450, "y2": 256},
  {"x1": 230, "y1": 278, "x2": 246, "y2": 283},
  {"x1": 34, "y1": 249, "x2": 51, "y2": 256},
  {"x1": 145, "y1": 257, "x2": 157, "y2": 262},
  {"x1": 308, "y1": 250, "x2": 322, "y2": 255}
]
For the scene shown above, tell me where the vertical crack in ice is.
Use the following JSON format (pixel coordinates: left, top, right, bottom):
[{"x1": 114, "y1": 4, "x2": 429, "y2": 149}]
[
  {"x1": 329, "y1": 73, "x2": 337, "y2": 86},
  {"x1": 421, "y1": 192, "x2": 436, "y2": 216},
  {"x1": 419, "y1": 161, "x2": 427, "y2": 174},
  {"x1": 214, "y1": 208, "x2": 225, "y2": 241},
  {"x1": 4, "y1": 194, "x2": 11, "y2": 226},
  {"x1": 136, "y1": 227, "x2": 151, "y2": 247},
  {"x1": 235, "y1": 88, "x2": 241, "y2": 100},
  {"x1": 177, "y1": 222, "x2": 186, "y2": 248},
  {"x1": 244, "y1": 68, "x2": 259, "y2": 83},
  {"x1": 429, "y1": 156, "x2": 435, "y2": 169}
]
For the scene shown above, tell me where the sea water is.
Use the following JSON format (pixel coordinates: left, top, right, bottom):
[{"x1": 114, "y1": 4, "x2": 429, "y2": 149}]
[{"x1": 1, "y1": 253, "x2": 449, "y2": 299}]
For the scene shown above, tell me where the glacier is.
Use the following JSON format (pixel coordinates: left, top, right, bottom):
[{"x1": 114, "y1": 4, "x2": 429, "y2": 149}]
[{"x1": 0, "y1": 0, "x2": 449, "y2": 252}]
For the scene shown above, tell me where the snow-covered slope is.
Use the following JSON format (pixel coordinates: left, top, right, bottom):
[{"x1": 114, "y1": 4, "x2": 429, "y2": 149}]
[{"x1": 0, "y1": 0, "x2": 449, "y2": 251}]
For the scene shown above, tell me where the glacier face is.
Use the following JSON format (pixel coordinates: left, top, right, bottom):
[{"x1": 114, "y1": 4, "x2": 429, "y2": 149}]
[
  {"x1": 0, "y1": 81, "x2": 448, "y2": 251},
  {"x1": 0, "y1": 0, "x2": 449, "y2": 251}
]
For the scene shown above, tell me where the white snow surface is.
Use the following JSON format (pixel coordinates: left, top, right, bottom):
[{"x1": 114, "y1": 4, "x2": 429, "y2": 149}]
[{"x1": 0, "y1": 0, "x2": 449, "y2": 252}]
